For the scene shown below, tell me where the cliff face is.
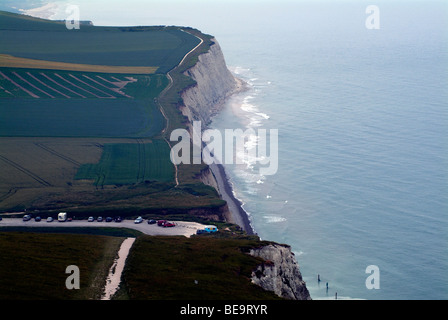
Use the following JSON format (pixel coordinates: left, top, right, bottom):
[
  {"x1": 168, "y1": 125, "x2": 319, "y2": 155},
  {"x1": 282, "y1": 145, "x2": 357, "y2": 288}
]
[
  {"x1": 180, "y1": 38, "x2": 243, "y2": 127},
  {"x1": 249, "y1": 244, "x2": 311, "y2": 300},
  {"x1": 180, "y1": 37, "x2": 310, "y2": 299}
]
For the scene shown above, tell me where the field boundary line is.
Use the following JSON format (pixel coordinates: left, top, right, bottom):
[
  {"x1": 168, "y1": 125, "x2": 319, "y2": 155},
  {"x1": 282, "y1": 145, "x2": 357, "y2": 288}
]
[
  {"x1": 0, "y1": 154, "x2": 52, "y2": 186},
  {"x1": 26, "y1": 72, "x2": 71, "y2": 98},
  {"x1": 0, "y1": 70, "x2": 39, "y2": 98},
  {"x1": 34, "y1": 142, "x2": 81, "y2": 166},
  {"x1": 12, "y1": 71, "x2": 55, "y2": 98},
  {"x1": 40, "y1": 72, "x2": 86, "y2": 98},
  {"x1": 68, "y1": 74, "x2": 116, "y2": 98}
]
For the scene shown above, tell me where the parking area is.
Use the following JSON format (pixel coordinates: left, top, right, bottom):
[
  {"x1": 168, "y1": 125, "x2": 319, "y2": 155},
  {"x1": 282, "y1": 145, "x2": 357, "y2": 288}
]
[{"x1": 0, "y1": 217, "x2": 207, "y2": 238}]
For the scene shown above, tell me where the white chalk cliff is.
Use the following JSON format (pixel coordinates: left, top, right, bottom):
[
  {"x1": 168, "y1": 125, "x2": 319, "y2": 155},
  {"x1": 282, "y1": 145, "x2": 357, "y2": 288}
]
[
  {"x1": 249, "y1": 244, "x2": 311, "y2": 300},
  {"x1": 180, "y1": 38, "x2": 244, "y2": 127},
  {"x1": 179, "y1": 36, "x2": 310, "y2": 300}
]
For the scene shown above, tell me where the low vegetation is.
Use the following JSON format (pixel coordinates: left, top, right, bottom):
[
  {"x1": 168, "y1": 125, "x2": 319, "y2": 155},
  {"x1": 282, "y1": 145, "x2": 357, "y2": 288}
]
[
  {"x1": 0, "y1": 229, "x2": 283, "y2": 300},
  {"x1": 114, "y1": 235, "x2": 282, "y2": 300},
  {"x1": 0, "y1": 231, "x2": 125, "y2": 300}
]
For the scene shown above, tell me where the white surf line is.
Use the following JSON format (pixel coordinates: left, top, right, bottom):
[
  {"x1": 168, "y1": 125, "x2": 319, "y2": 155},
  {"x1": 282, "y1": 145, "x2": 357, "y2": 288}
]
[{"x1": 101, "y1": 237, "x2": 136, "y2": 300}]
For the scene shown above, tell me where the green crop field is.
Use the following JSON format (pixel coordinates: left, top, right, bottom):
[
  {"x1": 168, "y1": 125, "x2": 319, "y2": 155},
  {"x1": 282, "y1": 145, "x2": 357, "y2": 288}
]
[
  {"x1": 76, "y1": 140, "x2": 174, "y2": 187},
  {"x1": 0, "y1": 69, "x2": 167, "y2": 137},
  {"x1": 0, "y1": 11, "x2": 201, "y2": 74}
]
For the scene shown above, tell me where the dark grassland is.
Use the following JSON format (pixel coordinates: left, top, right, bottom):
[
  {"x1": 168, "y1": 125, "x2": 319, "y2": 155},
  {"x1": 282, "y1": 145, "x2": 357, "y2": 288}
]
[
  {"x1": 119, "y1": 235, "x2": 282, "y2": 300},
  {"x1": 0, "y1": 229, "x2": 283, "y2": 300},
  {"x1": 0, "y1": 231, "x2": 125, "y2": 300}
]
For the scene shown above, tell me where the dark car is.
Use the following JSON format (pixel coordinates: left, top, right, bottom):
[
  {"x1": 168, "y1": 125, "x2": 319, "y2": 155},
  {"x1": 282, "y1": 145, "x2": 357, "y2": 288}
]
[
  {"x1": 114, "y1": 216, "x2": 122, "y2": 222},
  {"x1": 105, "y1": 217, "x2": 113, "y2": 222},
  {"x1": 196, "y1": 229, "x2": 207, "y2": 235},
  {"x1": 34, "y1": 216, "x2": 41, "y2": 222},
  {"x1": 147, "y1": 219, "x2": 156, "y2": 224}
]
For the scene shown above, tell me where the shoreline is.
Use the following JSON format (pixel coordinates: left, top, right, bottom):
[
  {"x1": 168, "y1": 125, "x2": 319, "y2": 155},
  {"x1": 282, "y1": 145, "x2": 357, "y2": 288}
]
[
  {"x1": 206, "y1": 76, "x2": 255, "y2": 236},
  {"x1": 210, "y1": 163, "x2": 255, "y2": 235}
]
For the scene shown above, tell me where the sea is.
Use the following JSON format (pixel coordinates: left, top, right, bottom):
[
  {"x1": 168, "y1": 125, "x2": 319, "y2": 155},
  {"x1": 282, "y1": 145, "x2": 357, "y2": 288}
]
[{"x1": 12, "y1": 0, "x2": 448, "y2": 300}]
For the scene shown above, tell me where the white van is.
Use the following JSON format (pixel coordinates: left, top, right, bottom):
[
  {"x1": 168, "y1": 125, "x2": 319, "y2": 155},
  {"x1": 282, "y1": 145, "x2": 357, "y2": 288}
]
[{"x1": 58, "y1": 212, "x2": 67, "y2": 222}]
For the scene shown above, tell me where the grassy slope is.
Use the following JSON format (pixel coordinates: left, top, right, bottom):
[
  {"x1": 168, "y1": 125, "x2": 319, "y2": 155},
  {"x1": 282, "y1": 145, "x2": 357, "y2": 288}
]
[
  {"x1": 0, "y1": 229, "x2": 284, "y2": 300},
  {"x1": 121, "y1": 235, "x2": 282, "y2": 300},
  {"x1": 0, "y1": 231, "x2": 126, "y2": 300}
]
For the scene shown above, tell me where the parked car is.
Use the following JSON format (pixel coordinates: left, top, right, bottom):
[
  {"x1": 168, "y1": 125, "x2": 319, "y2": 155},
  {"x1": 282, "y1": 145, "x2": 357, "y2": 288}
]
[
  {"x1": 46, "y1": 217, "x2": 54, "y2": 222},
  {"x1": 34, "y1": 216, "x2": 41, "y2": 222},
  {"x1": 23, "y1": 214, "x2": 31, "y2": 221},
  {"x1": 157, "y1": 220, "x2": 167, "y2": 227},
  {"x1": 0, "y1": 216, "x2": 3, "y2": 221},
  {"x1": 147, "y1": 219, "x2": 156, "y2": 224},
  {"x1": 97, "y1": 216, "x2": 103, "y2": 222},
  {"x1": 163, "y1": 222, "x2": 175, "y2": 228},
  {"x1": 134, "y1": 216, "x2": 143, "y2": 224},
  {"x1": 105, "y1": 217, "x2": 113, "y2": 222},
  {"x1": 114, "y1": 216, "x2": 122, "y2": 222},
  {"x1": 88, "y1": 216, "x2": 94, "y2": 222},
  {"x1": 196, "y1": 229, "x2": 207, "y2": 235}
]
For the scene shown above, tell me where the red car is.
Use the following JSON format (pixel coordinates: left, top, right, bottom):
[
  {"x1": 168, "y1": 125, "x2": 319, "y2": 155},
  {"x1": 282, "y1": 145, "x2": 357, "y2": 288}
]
[
  {"x1": 157, "y1": 220, "x2": 167, "y2": 226},
  {"x1": 163, "y1": 222, "x2": 175, "y2": 228}
]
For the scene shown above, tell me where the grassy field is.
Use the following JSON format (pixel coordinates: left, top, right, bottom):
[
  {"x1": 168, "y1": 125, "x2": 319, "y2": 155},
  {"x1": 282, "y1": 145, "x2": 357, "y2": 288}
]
[
  {"x1": 0, "y1": 11, "x2": 201, "y2": 74},
  {"x1": 76, "y1": 140, "x2": 174, "y2": 186},
  {"x1": 0, "y1": 230, "x2": 284, "y2": 300},
  {"x1": 121, "y1": 235, "x2": 281, "y2": 300},
  {"x1": 0, "y1": 69, "x2": 167, "y2": 137},
  {"x1": 0, "y1": 231, "x2": 125, "y2": 300}
]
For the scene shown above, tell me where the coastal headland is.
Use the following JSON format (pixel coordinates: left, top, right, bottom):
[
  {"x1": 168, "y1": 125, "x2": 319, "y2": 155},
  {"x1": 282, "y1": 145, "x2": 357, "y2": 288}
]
[{"x1": 0, "y1": 10, "x2": 310, "y2": 300}]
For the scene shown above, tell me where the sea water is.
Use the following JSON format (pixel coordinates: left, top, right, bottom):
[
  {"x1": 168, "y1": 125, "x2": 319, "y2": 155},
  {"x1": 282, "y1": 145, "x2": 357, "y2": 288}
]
[
  {"x1": 208, "y1": 1, "x2": 448, "y2": 300},
  {"x1": 15, "y1": 0, "x2": 448, "y2": 300}
]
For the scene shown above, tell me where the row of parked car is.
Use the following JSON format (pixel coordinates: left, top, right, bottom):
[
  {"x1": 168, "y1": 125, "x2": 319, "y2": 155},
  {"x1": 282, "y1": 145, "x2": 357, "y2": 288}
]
[
  {"x1": 22, "y1": 214, "x2": 69, "y2": 222},
  {"x1": 87, "y1": 216, "x2": 122, "y2": 223},
  {"x1": 14, "y1": 214, "x2": 176, "y2": 227}
]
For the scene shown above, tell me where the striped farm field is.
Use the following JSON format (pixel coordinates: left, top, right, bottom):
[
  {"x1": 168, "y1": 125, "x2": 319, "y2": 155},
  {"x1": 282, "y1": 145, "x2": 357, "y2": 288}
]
[
  {"x1": 0, "y1": 69, "x2": 168, "y2": 138},
  {"x1": 0, "y1": 69, "x2": 140, "y2": 99}
]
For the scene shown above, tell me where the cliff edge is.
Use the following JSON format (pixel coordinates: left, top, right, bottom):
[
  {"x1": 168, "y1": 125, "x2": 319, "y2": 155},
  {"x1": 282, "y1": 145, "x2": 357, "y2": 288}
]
[
  {"x1": 249, "y1": 244, "x2": 311, "y2": 300},
  {"x1": 180, "y1": 38, "x2": 245, "y2": 127}
]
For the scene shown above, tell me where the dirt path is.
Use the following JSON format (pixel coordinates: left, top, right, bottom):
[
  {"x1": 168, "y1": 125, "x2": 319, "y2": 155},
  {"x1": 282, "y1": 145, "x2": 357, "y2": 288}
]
[{"x1": 101, "y1": 237, "x2": 136, "y2": 300}]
